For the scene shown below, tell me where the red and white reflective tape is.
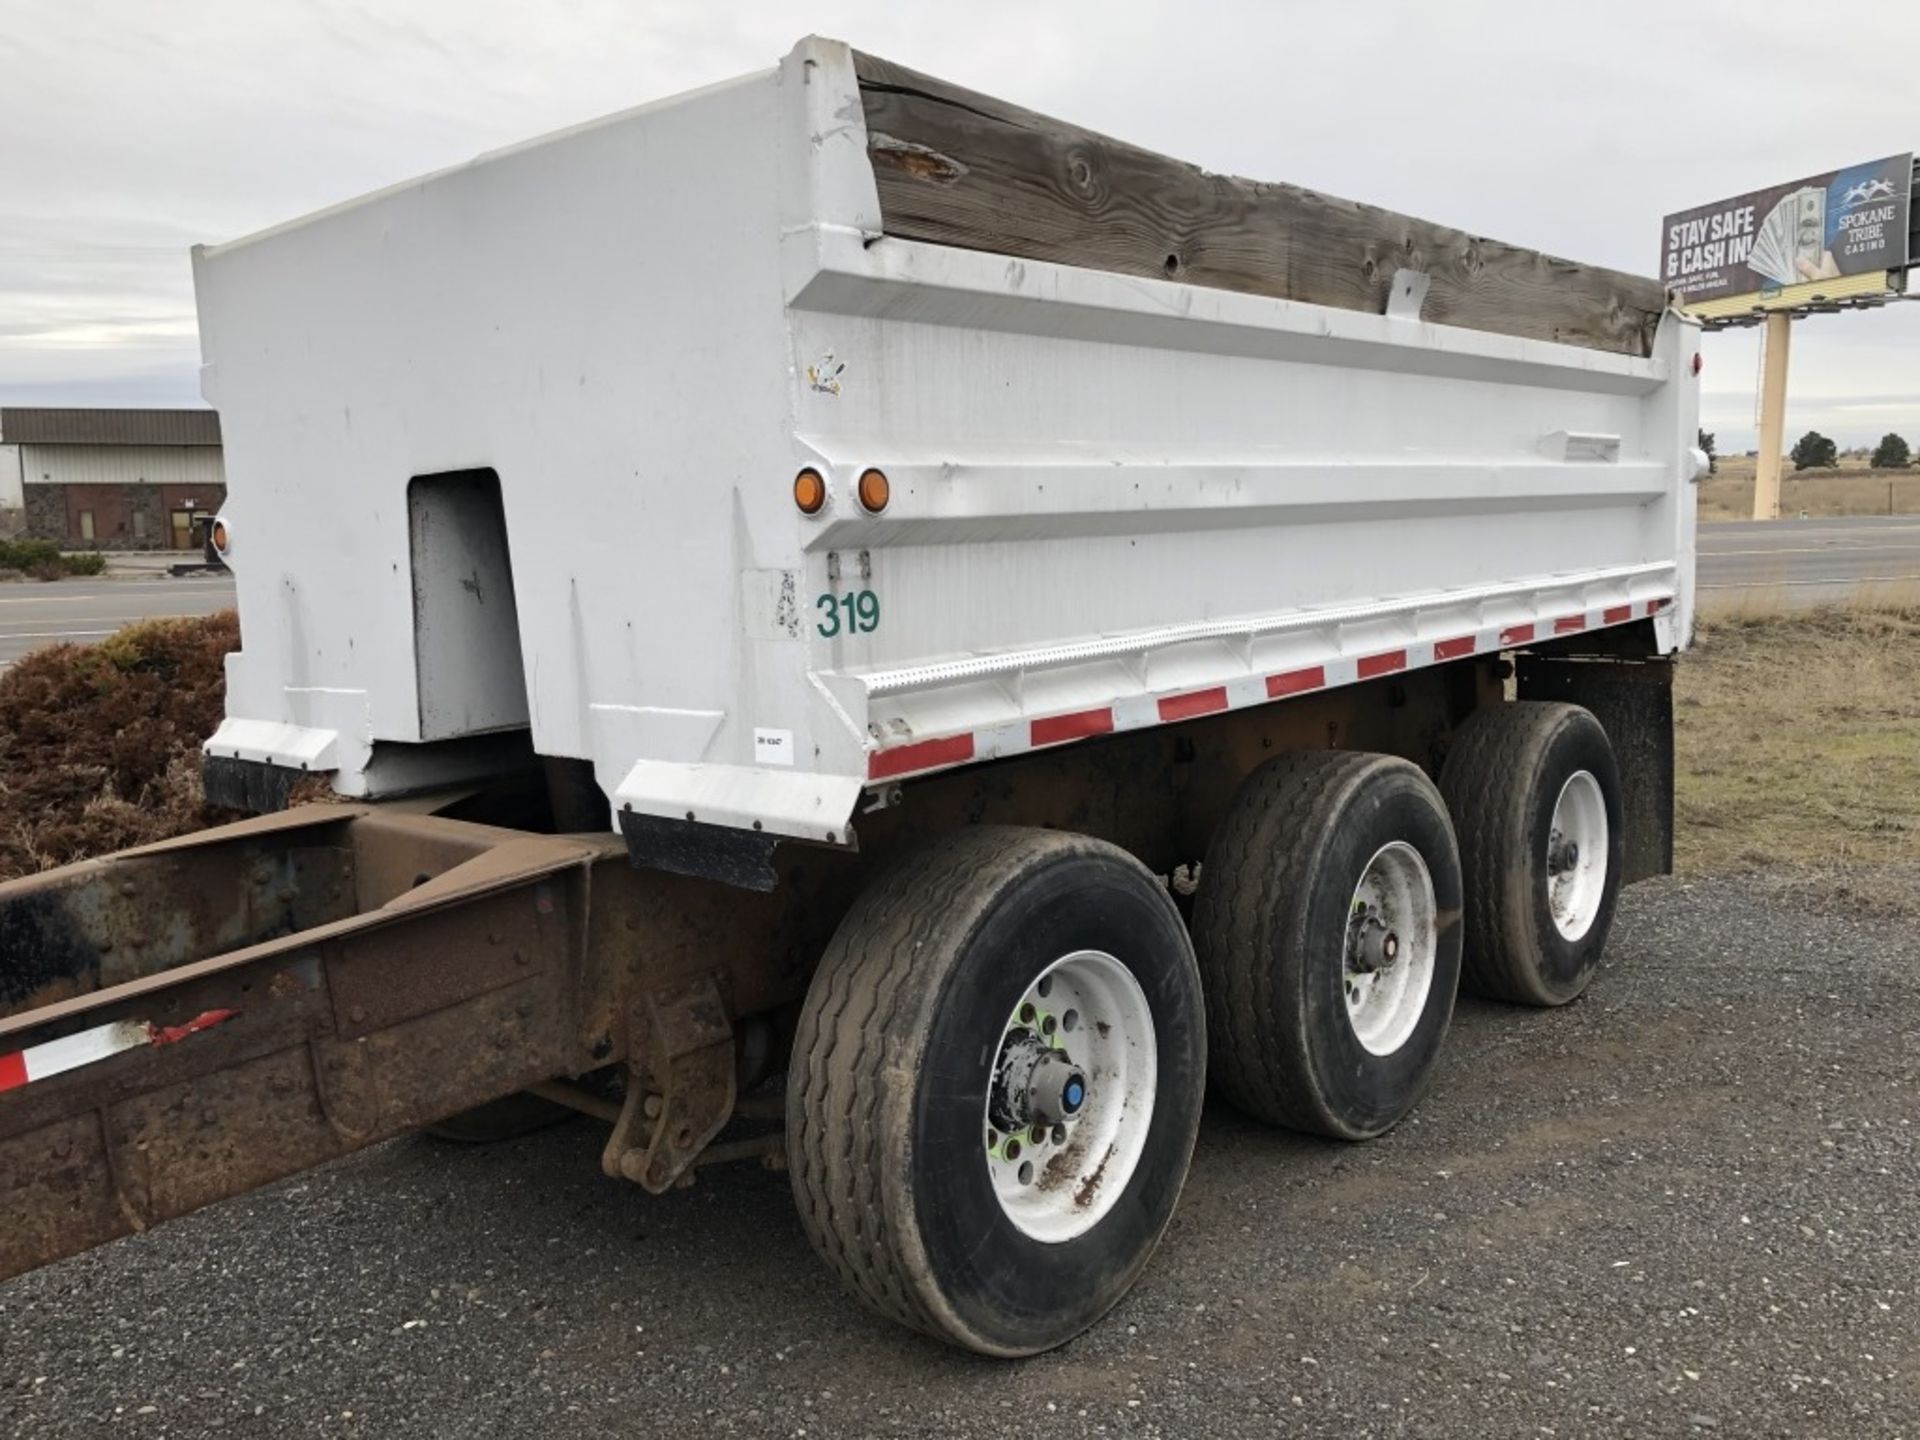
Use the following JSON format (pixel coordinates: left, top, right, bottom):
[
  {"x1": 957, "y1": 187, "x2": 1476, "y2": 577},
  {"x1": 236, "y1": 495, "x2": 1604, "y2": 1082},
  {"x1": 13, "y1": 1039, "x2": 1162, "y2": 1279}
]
[
  {"x1": 0, "y1": 1009, "x2": 238, "y2": 1095},
  {"x1": 869, "y1": 595, "x2": 1674, "y2": 782}
]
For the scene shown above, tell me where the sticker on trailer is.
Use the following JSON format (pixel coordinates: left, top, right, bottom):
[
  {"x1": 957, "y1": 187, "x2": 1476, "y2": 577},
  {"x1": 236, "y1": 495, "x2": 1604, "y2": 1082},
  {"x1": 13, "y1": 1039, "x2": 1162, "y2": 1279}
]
[{"x1": 754, "y1": 727, "x2": 796, "y2": 766}]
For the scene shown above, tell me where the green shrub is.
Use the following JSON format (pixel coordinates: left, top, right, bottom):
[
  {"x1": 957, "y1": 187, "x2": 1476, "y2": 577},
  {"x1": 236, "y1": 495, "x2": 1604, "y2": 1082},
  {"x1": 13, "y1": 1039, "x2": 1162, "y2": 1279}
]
[
  {"x1": 0, "y1": 542, "x2": 109, "y2": 577},
  {"x1": 0, "y1": 539, "x2": 63, "y2": 570}
]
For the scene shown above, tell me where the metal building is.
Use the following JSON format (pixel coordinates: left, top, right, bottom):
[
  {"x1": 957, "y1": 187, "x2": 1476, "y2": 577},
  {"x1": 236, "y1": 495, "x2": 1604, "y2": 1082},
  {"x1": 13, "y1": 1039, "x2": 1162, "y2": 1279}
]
[{"x1": 0, "y1": 407, "x2": 225, "y2": 550}]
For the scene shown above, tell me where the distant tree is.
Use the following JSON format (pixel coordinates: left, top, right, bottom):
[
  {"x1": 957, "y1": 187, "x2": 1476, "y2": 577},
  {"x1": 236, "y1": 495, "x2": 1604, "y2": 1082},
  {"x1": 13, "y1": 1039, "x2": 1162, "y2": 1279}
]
[
  {"x1": 1871, "y1": 433, "x2": 1912, "y2": 469},
  {"x1": 1697, "y1": 429, "x2": 1718, "y2": 474},
  {"x1": 1791, "y1": 431, "x2": 1838, "y2": 471}
]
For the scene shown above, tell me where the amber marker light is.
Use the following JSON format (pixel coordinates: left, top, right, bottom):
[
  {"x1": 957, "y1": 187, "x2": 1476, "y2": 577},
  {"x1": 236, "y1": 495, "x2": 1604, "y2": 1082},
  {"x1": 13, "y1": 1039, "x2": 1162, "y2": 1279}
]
[
  {"x1": 211, "y1": 518, "x2": 231, "y2": 553},
  {"x1": 793, "y1": 468, "x2": 827, "y2": 516},
  {"x1": 857, "y1": 467, "x2": 891, "y2": 514}
]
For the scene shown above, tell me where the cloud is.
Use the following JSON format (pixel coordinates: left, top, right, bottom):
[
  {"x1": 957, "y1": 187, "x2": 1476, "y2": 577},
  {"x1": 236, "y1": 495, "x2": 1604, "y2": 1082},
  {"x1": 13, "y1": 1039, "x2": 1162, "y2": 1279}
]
[{"x1": 4, "y1": 0, "x2": 1918, "y2": 434}]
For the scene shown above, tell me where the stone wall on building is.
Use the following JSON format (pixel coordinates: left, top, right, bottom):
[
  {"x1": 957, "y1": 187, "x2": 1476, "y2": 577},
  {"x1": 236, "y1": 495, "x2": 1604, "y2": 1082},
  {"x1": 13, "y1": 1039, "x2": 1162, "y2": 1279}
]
[{"x1": 24, "y1": 481, "x2": 228, "y2": 550}]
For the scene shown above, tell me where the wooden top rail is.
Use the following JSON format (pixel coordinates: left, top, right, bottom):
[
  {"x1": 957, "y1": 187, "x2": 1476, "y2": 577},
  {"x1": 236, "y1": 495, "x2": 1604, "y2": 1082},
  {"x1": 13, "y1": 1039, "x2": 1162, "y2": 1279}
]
[{"x1": 853, "y1": 51, "x2": 1667, "y2": 357}]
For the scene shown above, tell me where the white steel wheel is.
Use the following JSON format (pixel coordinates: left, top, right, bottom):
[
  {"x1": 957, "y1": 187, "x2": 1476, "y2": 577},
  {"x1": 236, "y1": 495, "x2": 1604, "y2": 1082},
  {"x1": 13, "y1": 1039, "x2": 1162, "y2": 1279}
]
[
  {"x1": 1343, "y1": 841, "x2": 1439, "y2": 1057},
  {"x1": 985, "y1": 950, "x2": 1157, "y2": 1243},
  {"x1": 1547, "y1": 770, "x2": 1609, "y2": 942}
]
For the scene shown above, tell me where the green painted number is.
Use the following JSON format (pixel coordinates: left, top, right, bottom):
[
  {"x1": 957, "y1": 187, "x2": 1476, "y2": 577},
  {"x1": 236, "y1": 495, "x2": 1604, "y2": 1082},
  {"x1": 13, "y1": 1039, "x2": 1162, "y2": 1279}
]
[{"x1": 816, "y1": 589, "x2": 880, "y2": 638}]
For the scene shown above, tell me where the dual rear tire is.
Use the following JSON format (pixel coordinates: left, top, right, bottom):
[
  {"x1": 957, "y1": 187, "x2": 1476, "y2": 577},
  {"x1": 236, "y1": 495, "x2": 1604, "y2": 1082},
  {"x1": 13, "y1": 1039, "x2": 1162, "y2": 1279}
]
[
  {"x1": 1192, "y1": 752, "x2": 1464, "y2": 1139},
  {"x1": 787, "y1": 703, "x2": 1624, "y2": 1353}
]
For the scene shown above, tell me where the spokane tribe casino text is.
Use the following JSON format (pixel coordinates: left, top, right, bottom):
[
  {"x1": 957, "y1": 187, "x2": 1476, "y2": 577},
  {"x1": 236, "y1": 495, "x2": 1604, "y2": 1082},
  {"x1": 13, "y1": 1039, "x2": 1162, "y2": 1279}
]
[{"x1": 1668, "y1": 206, "x2": 1756, "y2": 278}]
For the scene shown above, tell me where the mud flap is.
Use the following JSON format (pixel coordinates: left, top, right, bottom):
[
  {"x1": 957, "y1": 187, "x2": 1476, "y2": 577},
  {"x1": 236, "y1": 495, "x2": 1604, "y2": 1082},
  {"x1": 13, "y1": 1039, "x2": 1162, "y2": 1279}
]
[{"x1": 1516, "y1": 653, "x2": 1674, "y2": 884}]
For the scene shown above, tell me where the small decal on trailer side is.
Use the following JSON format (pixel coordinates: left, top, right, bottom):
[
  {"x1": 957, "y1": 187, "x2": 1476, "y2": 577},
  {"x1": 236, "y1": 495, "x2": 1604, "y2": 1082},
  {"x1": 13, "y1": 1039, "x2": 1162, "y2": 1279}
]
[
  {"x1": 754, "y1": 728, "x2": 796, "y2": 766},
  {"x1": 806, "y1": 351, "x2": 845, "y2": 395}
]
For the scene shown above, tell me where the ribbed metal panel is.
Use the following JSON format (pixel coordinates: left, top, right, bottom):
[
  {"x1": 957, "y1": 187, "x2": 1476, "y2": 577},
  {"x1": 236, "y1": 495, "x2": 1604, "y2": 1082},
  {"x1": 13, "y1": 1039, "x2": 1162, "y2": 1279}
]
[
  {"x1": 0, "y1": 408, "x2": 221, "y2": 447},
  {"x1": 17, "y1": 444, "x2": 226, "y2": 489}
]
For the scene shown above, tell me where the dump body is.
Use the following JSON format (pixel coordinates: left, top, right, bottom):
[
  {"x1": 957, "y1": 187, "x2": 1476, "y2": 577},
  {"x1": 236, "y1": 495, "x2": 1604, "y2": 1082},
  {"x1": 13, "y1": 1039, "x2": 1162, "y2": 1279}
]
[{"x1": 193, "y1": 38, "x2": 1702, "y2": 855}]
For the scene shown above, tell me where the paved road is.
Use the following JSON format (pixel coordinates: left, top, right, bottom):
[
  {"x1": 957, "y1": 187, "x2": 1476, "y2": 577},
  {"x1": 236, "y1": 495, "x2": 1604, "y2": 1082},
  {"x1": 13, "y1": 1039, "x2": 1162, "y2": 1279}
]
[
  {"x1": 0, "y1": 517, "x2": 1904, "y2": 675},
  {"x1": 1698, "y1": 515, "x2": 1920, "y2": 607},
  {"x1": 0, "y1": 576, "x2": 234, "y2": 668},
  {"x1": 4, "y1": 874, "x2": 1914, "y2": 1438}
]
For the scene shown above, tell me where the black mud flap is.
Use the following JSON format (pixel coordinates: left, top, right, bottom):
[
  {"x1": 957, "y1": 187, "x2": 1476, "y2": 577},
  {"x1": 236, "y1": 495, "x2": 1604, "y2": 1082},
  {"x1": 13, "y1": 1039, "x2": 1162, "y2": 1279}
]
[
  {"x1": 202, "y1": 754, "x2": 306, "y2": 814},
  {"x1": 619, "y1": 810, "x2": 781, "y2": 892},
  {"x1": 1517, "y1": 652, "x2": 1674, "y2": 884}
]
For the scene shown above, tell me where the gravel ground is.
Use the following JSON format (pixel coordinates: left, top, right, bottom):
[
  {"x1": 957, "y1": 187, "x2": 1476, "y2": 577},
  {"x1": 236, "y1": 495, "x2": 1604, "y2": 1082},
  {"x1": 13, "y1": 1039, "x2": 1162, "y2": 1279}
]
[{"x1": 4, "y1": 873, "x2": 1916, "y2": 1439}]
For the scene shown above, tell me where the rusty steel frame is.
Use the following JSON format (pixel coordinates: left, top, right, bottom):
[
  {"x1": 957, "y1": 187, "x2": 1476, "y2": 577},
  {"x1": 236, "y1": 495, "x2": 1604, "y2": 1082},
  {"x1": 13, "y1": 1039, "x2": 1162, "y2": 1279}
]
[{"x1": 0, "y1": 804, "x2": 830, "y2": 1281}]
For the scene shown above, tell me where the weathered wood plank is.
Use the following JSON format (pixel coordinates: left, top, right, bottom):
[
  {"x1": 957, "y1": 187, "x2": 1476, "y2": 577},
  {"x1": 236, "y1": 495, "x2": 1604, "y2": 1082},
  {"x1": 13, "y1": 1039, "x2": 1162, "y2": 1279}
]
[{"x1": 853, "y1": 51, "x2": 1666, "y2": 357}]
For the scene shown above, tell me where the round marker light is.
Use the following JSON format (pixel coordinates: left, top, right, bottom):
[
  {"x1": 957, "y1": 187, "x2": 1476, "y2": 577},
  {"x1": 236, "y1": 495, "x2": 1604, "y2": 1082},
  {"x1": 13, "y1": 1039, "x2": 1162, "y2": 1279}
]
[
  {"x1": 1691, "y1": 352, "x2": 1704, "y2": 376},
  {"x1": 857, "y1": 467, "x2": 891, "y2": 514},
  {"x1": 210, "y1": 518, "x2": 231, "y2": 554},
  {"x1": 793, "y1": 468, "x2": 827, "y2": 516}
]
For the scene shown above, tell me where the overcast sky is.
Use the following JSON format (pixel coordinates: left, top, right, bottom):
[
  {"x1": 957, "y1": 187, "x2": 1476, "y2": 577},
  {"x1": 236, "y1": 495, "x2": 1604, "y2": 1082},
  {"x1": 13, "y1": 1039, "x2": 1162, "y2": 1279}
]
[{"x1": 3, "y1": 0, "x2": 1916, "y2": 449}]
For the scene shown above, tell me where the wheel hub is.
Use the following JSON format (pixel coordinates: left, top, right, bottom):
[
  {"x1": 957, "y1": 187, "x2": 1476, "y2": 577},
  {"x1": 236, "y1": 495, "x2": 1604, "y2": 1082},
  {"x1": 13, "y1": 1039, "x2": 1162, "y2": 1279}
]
[
  {"x1": 990, "y1": 1033, "x2": 1090, "y2": 1130},
  {"x1": 1346, "y1": 910, "x2": 1400, "y2": 975}
]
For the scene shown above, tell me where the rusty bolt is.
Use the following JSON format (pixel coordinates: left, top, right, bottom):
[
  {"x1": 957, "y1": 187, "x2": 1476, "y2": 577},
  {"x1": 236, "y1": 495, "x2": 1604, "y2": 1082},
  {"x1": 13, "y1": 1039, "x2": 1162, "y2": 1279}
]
[{"x1": 642, "y1": 1094, "x2": 665, "y2": 1120}]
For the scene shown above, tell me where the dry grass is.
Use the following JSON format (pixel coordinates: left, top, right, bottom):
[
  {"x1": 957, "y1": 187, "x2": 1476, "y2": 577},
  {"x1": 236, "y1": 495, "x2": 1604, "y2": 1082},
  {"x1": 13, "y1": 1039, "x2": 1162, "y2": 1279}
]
[
  {"x1": 0, "y1": 612, "x2": 240, "y2": 880},
  {"x1": 1696, "y1": 576, "x2": 1920, "y2": 619},
  {"x1": 1675, "y1": 604, "x2": 1920, "y2": 905},
  {"x1": 1698, "y1": 455, "x2": 1920, "y2": 521}
]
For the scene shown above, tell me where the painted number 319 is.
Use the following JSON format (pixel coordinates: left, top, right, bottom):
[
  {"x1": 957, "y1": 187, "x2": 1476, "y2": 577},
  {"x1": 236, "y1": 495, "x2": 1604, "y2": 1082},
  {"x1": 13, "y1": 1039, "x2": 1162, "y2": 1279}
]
[{"x1": 816, "y1": 589, "x2": 880, "y2": 638}]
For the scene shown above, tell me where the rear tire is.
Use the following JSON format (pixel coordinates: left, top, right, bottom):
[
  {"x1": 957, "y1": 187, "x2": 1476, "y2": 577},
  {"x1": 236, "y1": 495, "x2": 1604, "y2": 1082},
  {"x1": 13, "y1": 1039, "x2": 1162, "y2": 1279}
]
[
  {"x1": 786, "y1": 826, "x2": 1206, "y2": 1356},
  {"x1": 1439, "y1": 701, "x2": 1625, "y2": 1006},
  {"x1": 1192, "y1": 751, "x2": 1463, "y2": 1140}
]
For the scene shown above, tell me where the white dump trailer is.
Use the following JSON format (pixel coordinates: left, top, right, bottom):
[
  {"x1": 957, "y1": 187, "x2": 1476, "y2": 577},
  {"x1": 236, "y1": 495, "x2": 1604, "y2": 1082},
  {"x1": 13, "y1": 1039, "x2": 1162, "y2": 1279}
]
[{"x1": 1, "y1": 38, "x2": 1700, "y2": 1355}]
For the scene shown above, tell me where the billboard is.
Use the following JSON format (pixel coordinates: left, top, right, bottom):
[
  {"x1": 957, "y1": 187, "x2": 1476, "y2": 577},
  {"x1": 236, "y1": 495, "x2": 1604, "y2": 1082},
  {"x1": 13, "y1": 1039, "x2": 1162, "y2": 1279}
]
[{"x1": 1661, "y1": 153, "x2": 1913, "y2": 319}]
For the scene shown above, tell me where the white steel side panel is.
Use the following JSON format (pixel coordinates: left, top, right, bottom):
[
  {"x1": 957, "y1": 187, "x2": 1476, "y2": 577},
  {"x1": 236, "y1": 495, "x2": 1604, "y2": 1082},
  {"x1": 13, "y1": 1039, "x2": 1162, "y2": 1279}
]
[{"x1": 193, "y1": 37, "x2": 1697, "y2": 838}]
